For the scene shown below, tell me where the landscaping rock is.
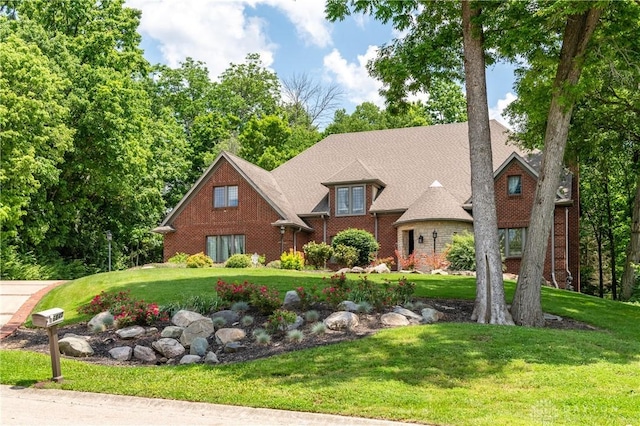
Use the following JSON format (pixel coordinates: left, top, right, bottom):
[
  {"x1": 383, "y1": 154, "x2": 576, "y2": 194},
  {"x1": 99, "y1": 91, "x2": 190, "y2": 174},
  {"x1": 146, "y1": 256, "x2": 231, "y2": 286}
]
[
  {"x1": 371, "y1": 263, "x2": 391, "y2": 274},
  {"x1": 190, "y1": 337, "x2": 209, "y2": 356},
  {"x1": 421, "y1": 308, "x2": 444, "y2": 323},
  {"x1": 152, "y1": 338, "x2": 186, "y2": 358},
  {"x1": 172, "y1": 310, "x2": 206, "y2": 327},
  {"x1": 337, "y1": 268, "x2": 351, "y2": 274},
  {"x1": 211, "y1": 310, "x2": 239, "y2": 325},
  {"x1": 544, "y1": 313, "x2": 563, "y2": 322},
  {"x1": 58, "y1": 336, "x2": 94, "y2": 357},
  {"x1": 108, "y1": 346, "x2": 132, "y2": 361},
  {"x1": 115, "y1": 325, "x2": 146, "y2": 339},
  {"x1": 62, "y1": 333, "x2": 90, "y2": 340},
  {"x1": 393, "y1": 306, "x2": 423, "y2": 321},
  {"x1": 351, "y1": 266, "x2": 365, "y2": 273},
  {"x1": 224, "y1": 342, "x2": 247, "y2": 353},
  {"x1": 215, "y1": 328, "x2": 246, "y2": 345},
  {"x1": 338, "y1": 301, "x2": 358, "y2": 312},
  {"x1": 204, "y1": 351, "x2": 219, "y2": 364},
  {"x1": 324, "y1": 311, "x2": 359, "y2": 331},
  {"x1": 146, "y1": 327, "x2": 158, "y2": 335},
  {"x1": 160, "y1": 326, "x2": 184, "y2": 339},
  {"x1": 283, "y1": 290, "x2": 301, "y2": 308},
  {"x1": 287, "y1": 315, "x2": 304, "y2": 331},
  {"x1": 87, "y1": 311, "x2": 114, "y2": 333},
  {"x1": 431, "y1": 269, "x2": 449, "y2": 275},
  {"x1": 381, "y1": 313, "x2": 410, "y2": 327},
  {"x1": 180, "y1": 318, "x2": 214, "y2": 347},
  {"x1": 134, "y1": 345, "x2": 156, "y2": 362},
  {"x1": 179, "y1": 355, "x2": 201, "y2": 364}
]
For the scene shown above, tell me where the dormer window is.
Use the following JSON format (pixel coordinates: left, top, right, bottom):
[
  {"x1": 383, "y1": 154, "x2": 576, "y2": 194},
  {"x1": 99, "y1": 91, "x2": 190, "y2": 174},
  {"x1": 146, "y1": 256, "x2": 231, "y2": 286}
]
[
  {"x1": 336, "y1": 185, "x2": 365, "y2": 216},
  {"x1": 507, "y1": 175, "x2": 522, "y2": 196},
  {"x1": 214, "y1": 185, "x2": 238, "y2": 208}
]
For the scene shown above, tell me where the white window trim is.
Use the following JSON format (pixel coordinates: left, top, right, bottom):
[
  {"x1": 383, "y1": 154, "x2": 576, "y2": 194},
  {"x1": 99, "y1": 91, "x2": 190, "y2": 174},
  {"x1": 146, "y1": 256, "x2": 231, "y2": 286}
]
[{"x1": 335, "y1": 185, "x2": 366, "y2": 216}]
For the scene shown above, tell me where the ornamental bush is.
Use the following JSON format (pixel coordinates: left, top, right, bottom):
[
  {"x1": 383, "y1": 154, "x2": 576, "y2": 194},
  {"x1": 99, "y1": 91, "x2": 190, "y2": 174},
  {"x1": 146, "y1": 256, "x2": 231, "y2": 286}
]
[
  {"x1": 186, "y1": 252, "x2": 214, "y2": 268},
  {"x1": 303, "y1": 241, "x2": 333, "y2": 269},
  {"x1": 331, "y1": 228, "x2": 379, "y2": 267},
  {"x1": 280, "y1": 249, "x2": 304, "y2": 270},
  {"x1": 332, "y1": 244, "x2": 358, "y2": 268},
  {"x1": 167, "y1": 252, "x2": 189, "y2": 264},
  {"x1": 225, "y1": 253, "x2": 252, "y2": 268},
  {"x1": 446, "y1": 231, "x2": 476, "y2": 271}
]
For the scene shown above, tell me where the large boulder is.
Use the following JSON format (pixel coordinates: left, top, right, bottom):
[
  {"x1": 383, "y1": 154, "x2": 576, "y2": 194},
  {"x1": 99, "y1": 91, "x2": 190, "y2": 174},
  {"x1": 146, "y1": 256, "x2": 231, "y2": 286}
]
[
  {"x1": 133, "y1": 345, "x2": 156, "y2": 362},
  {"x1": 108, "y1": 346, "x2": 132, "y2": 361},
  {"x1": 172, "y1": 310, "x2": 206, "y2": 328},
  {"x1": 324, "y1": 311, "x2": 359, "y2": 331},
  {"x1": 215, "y1": 328, "x2": 246, "y2": 345},
  {"x1": 283, "y1": 290, "x2": 301, "y2": 308},
  {"x1": 152, "y1": 338, "x2": 186, "y2": 358},
  {"x1": 87, "y1": 311, "x2": 114, "y2": 333},
  {"x1": 180, "y1": 318, "x2": 214, "y2": 347},
  {"x1": 179, "y1": 355, "x2": 201, "y2": 365},
  {"x1": 115, "y1": 325, "x2": 146, "y2": 339},
  {"x1": 421, "y1": 308, "x2": 445, "y2": 324},
  {"x1": 380, "y1": 312, "x2": 410, "y2": 327},
  {"x1": 371, "y1": 263, "x2": 391, "y2": 274},
  {"x1": 287, "y1": 315, "x2": 304, "y2": 331},
  {"x1": 393, "y1": 306, "x2": 423, "y2": 322},
  {"x1": 337, "y1": 301, "x2": 358, "y2": 312},
  {"x1": 59, "y1": 336, "x2": 94, "y2": 357}
]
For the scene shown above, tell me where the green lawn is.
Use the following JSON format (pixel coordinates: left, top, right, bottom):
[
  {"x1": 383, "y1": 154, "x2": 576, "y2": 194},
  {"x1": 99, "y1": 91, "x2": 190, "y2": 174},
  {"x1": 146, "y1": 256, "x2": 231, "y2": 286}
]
[{"x1": 2, "y1": 268, "x2": 639, "y2": 425}]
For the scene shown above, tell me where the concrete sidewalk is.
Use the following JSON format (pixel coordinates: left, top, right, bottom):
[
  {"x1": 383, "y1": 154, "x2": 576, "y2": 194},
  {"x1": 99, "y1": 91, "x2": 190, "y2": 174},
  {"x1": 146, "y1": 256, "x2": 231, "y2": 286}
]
[{"x1": 0, "y1": 385, "x2": 417, "y2": 426}]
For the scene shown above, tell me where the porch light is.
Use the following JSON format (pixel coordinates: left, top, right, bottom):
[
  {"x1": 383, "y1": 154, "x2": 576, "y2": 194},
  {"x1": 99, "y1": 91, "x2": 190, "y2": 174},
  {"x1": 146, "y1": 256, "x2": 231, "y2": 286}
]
[
  {"x1": 418, "y1": 235, "x2": 424, "y2": 244},
  {"x1": 280, "y1": 225, "x2": 285, "y2": 234},
  {"x1": 432, "y1": 229, "x2": 438, "y2": 254}
]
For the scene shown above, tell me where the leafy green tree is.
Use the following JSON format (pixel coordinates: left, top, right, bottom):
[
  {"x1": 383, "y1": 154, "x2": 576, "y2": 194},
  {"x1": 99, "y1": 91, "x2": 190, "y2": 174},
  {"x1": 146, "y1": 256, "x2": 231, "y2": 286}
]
[{"x1": 324, "y1": 101, "x2": 431, "y2": 136}]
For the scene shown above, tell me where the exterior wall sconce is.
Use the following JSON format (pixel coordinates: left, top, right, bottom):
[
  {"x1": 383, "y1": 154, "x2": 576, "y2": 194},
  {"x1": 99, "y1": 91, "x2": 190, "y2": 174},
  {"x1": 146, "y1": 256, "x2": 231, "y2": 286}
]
[
  {"x1": 280, "y1": 225, "x2": 285, "y2": 253},
  {"x1": 280, "y1": 225, "x2": 285, "y2": 235},
  {"x1": 417, "y1": 235, "x2": 424, "y2": 244},
  {"x1": 432, "y1": 229, "x2": 438, "y2": 254}
]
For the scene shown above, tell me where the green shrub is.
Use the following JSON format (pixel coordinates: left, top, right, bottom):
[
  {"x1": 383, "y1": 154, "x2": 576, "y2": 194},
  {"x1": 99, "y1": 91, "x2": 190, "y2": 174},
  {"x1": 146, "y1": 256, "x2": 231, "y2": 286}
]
[
  {"x1": 280, "y1": 249, "x2": 304, "y2": 270},
  {"x1": 266, "y1": 309, "x2": 298, "y2": 334},
  {"x1": 332, "y1": 244, "x2": 358, "y2": 268},
  {"x1": 185, "y1": 252, "x2": 213, "y2": 268},
  {"x1": 331, "y1": 228, "x2": 379, "y2": 266},
  {"x1": 446, "y1": 232, "x2": 476, "y2": 271},
  {"x1": 266, "y1": 260, "x2": 281, "y2": 269},
  {"x1": 225, "y1": 253, "x2": 252, "y2": 268},
  {"x1": 167, "y1": 252, "x2": 189, "y2": 264},
  {"x1": 286, "y1": 329, "x2": 304, "y2": 342},
  {"x1": 303, "y1": 241, "x2": 333, "y2": 269}
]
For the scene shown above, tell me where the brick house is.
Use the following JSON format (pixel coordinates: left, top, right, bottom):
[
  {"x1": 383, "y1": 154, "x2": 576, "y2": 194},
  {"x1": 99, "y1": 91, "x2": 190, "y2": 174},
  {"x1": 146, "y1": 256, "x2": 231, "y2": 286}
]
[{"x1": 154, "y1": 120, "x2": 579, "y2": 290}]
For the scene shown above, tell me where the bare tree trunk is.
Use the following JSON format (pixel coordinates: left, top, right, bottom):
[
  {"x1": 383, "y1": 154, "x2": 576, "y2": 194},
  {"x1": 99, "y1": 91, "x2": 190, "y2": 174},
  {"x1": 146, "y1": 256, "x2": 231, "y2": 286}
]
[
  {"x1": 462, "y1": 1, "x2": 513, "y2": 325},
  {"x1": 512, "y1": 8, "x2": 602, "y2": 326},
  {"x1": 621, "y1": 171, "x2": 640, "y2": 300}
]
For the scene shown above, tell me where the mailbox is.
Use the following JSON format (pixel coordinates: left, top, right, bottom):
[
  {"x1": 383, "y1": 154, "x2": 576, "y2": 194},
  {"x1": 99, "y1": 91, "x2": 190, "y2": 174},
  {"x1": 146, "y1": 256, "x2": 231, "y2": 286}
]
[{"x1": 32, "y1": 308, "x2": 65, "y2": 328}]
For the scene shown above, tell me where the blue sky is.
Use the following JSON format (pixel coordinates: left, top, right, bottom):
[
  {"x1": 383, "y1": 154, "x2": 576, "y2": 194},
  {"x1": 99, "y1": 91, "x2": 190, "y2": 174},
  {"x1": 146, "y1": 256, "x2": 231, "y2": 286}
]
[{"x1": 128, "y1": 0, "x2": 516, "y2": 127}]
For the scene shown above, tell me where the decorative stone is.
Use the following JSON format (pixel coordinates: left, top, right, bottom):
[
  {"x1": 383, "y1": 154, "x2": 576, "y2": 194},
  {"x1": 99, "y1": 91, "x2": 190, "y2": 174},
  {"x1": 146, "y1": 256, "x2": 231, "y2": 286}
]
[
  {"x1": 215, "y1": 328, "x2": 246, "y2": 345},
  {"x1": 421, "y1": 308, "x2": 444, "y2": 324},
  {"x1": 161, "y1": 326, "x2": 184, "y2": 339},
  {"x1": 204, "y1": 351, "x2": 219, "y2": 364},
  {"x1": 146, "y1": 327, "x2": 158, "y2": 335},
  {"x1": 544, "y1": 313, "x2": 563, "y2": 322},
  {"x1": 108, "y1": 346, "x2": 132, "y2": 361},
  {"x1": 172, "y1": 310, "x2": 206, "y2": 328},
  {"x1": 87, "y1": 311, "x2": 114, "y2": 333},
  {"x1": 373, "y1": 263, "x2": 391, "y2": 274},
  {"x1": 133, "y1": 345, "x2": 156, "y2": 362},
  {"x1": 190, "y1": 337, "x2": 209, "y2": 356},
  {"x1": 179, "y1": 355, "x2": 201, "y2": 364},
  {"x1": 338, "y1": 301, "x2": 358, "y2": 312},
  {"x1": 381, "y1": 312, "x2": 410, "y2": 327},
  {"x1": 324, "y1": 311, "x2": 359, "y2": 331},
  {"x1": 58, "y1": 336, "x2": 94, "y2": 357},
  {"x1": 152, "y1": 338, "x2": 186, "y2": 358},
  {"x1": 431, "y1": 269, "x2": 449, "y2": 275},
  {"x1": 287, "y1": 315, "x2": 304, "y2": 331},
  {"x1": 180, "y1": 318, "x2": 214, "y2": 347},
  {"x1": 211, "y1": 310, "x2": 239, "y2": 325},
  {"x1": 115, "y1": 325, "x2": 146, "y2": 339},
  {"x1": 224, "y1": 342, "x2": 247, "y2": 353},
  {"x1": 283, "y1": 290, "x2": 301, "y2": 308},
  {"x1": 393, "y1": 306, "x2": 423, "y2": 321},
  {"x1": 351, "y1": 266, "x2": 365, "y2": 273},
  {"x1": 337, "y1": 268, "x2": 351, "y2": 274},
  {"x1": 62, "y1": 333, "x2": 90, "y2": 340}
]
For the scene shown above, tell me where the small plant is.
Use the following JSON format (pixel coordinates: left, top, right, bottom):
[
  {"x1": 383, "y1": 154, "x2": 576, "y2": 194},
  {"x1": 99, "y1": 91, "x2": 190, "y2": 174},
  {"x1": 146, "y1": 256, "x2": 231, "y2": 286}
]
[
  {"x1": 225, "y1": 253, "x2": 252, "y2": 268},
  {"x1": 332, "y1": 244, "x2": 358, "y2": 268},
  {"x1": 186, "y1": 252, "x2": 214, "y2": 268},
  {"x1": 395, "y1": 250, "x2": 422, "y2": 271},
  {"x1": 311, "y1": 322, "x2": 326, "y2": 335},
  {"x1": 231, "y1": 301, "x2": 250, "y2": 312},
  {"x1": 249, "y1": 285, "x2": 282, "y2": 315},
  {"x1": 167, "y1": 252, "x2": 189, "y2": 264},
  {"x1": 280, "y1": 249, "x2": 304, "y2": 270},
  {"x1": 255, "y1": 332, "x2": 271, "y2": 345},
  {"x1": 303, "y1": 241, "x2": 333, "y2": 269},
  {"x1": 266, "y1": 309, "x2": 298, "y2": 334},
  {"x1": 252, "y1": 328, "x2": 267, "y2": 337},
  {"x1": 241, "y1": 315, "x2": 254, "y2": 326},
  {"x1": 295, "y1": 285, "x2": 320, "y2": 310},
  {"x1": 286, "y1": 329, "x2": 304, "y2": 343},
  {"x1": 357, "y1": 301, "x2": 373, "y2": 313},
  {"x1": 304, "y1": 310, "x2": 320, "y2": 323},
  {"x1": 211, "y1": 316, "x2": 227, "y2": 329}
]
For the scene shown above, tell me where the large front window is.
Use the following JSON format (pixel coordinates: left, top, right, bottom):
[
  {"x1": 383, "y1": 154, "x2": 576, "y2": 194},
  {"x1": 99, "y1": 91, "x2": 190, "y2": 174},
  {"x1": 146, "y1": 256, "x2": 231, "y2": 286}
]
[
  {"x1": 214, "y1": 185, "x2": 238, "y2": 208},
  {"x1": 206, "y1": 235, "x2": 245, "y2": 263},
  {"x1": 336, "y1": 185, "x2": 365, "y2": 216},
  {"x1": 498, "y1": 228, "x2": 526, "y2": 257}
]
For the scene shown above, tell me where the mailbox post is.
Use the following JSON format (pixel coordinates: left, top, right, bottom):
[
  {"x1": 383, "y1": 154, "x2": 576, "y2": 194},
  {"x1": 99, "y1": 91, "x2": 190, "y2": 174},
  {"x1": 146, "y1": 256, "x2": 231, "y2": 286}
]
[{"x1": 32, "y1": 308, "x2": 64, "y2": 382}]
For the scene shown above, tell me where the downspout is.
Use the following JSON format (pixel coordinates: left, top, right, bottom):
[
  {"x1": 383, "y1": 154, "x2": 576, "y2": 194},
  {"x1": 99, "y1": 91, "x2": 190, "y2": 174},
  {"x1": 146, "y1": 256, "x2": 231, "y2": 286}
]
[
  {"x1": 294, "y1": 227, "x2": 301, "y2": 252},
  {"x1": 565, "y1": 207, "x2": 574, "y2": 290},
  {"x1": 322, "y1": 215, "x2": 327, "y2": 243},
  {"x1": 373, "y1": 212, "x2": 378, "y2": 240},
  {"x1": 550, "y1": 210, "x2": 560, "y2": 288}
]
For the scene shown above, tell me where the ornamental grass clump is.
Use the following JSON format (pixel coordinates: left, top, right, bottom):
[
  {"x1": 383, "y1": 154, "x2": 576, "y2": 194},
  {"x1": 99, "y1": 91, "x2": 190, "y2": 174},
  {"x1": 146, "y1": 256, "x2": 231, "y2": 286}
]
[
  {"x1": 286, "y1": 329, "x2": 304, "y2": 343},
  {"x1": 231, "y1": 301, "x2": 250, "y2": 312},
  {"x1": 255, "y1": 332, "x2": 271, "y2": 345},
  {"x1": 241, "y1": 315, "x2": 254, "y2": 326},
  {"x1": 304, "y1": 310, "x2": 320, "y2": 323},
  {"x1": 357, "y1": 301, "x2": 373, "y2": 313},
  {"x1": 211, "y1": 316, "x2": 227, "y2": 329},
  {"x1": 311, "y1": 322, "x2": 326, "y2": 335}
]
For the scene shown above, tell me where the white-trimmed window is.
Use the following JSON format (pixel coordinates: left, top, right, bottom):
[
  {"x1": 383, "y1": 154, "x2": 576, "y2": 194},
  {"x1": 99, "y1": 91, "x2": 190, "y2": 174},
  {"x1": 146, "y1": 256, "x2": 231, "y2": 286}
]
[
  {"x1": 336, "y1": 185, "x2": 365, "y2": 216},
  {"x1": 499, "y1": 228, "x2": 526, "y2": 257},
  {"x1": 206, "y1": 235, "x2": 245, "y2": 263},
  {"x1": 507, "y1": 175, "x2": 522, "y2": 195},
  {"x1": 213, "y1": 185, "x2": 238, "y2": 208}
]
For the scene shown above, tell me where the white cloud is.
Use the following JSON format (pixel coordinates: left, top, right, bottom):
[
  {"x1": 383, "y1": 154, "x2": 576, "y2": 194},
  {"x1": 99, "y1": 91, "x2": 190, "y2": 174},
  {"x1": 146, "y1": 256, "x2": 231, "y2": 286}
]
[
  {"x1": 262, "y1": 0, "x2": 332, "y2": 48},
  {"x1": 489, "y1": 92, "x2": 517, "y2": 129},
  {"x1": 322, "y1": 46, "x2": 384, "y2": 107}
]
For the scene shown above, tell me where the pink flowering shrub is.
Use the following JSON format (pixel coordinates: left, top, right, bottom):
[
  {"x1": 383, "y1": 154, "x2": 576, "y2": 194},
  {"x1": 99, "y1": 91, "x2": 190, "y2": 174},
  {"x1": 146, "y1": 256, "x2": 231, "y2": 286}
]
[{"x1": 79, "y1": 290, "x2": 167, "y2": 328}]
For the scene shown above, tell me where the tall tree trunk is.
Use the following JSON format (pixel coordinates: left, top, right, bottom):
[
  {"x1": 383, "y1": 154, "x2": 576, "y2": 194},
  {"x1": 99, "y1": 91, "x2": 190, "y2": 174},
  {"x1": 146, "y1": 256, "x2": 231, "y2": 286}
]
[
  {"x1": 462, "y1": 1, "x2": 513, "y2": 325},
  {"x1": 621, "y1": 170, "x2": 640, "y2": 300},
  {"x1": 597, "y1": 228, "x2": 604, "y2": 298},
  {"x1": 512, "y1": 8, "x2": 602, "y2": 326},
  {"x1": 603, "y1": 175, "x2": 618, "y2": 299}
]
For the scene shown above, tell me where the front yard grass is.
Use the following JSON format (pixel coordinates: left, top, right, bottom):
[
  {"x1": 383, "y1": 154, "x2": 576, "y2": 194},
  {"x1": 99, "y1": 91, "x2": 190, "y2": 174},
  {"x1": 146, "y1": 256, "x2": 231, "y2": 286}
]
[{"x1": 2, "y1": 268, "x2": 639, "y2": 425}]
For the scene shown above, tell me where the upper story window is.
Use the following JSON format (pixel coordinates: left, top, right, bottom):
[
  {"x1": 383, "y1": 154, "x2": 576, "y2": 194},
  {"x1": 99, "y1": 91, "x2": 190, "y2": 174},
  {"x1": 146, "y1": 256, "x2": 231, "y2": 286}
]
[
  {"x1": 336, "y1": 185, "x2": 365, "y2": 216},
  {"x1": 214, "y1": 185, "x2": 238, "y2": 208},
  {"x1": 507, "y1": 175, "x2": 522, "y2": 195},
  {"x1": 499, "y1": 227, "x2": 526, "y2": 257}
]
